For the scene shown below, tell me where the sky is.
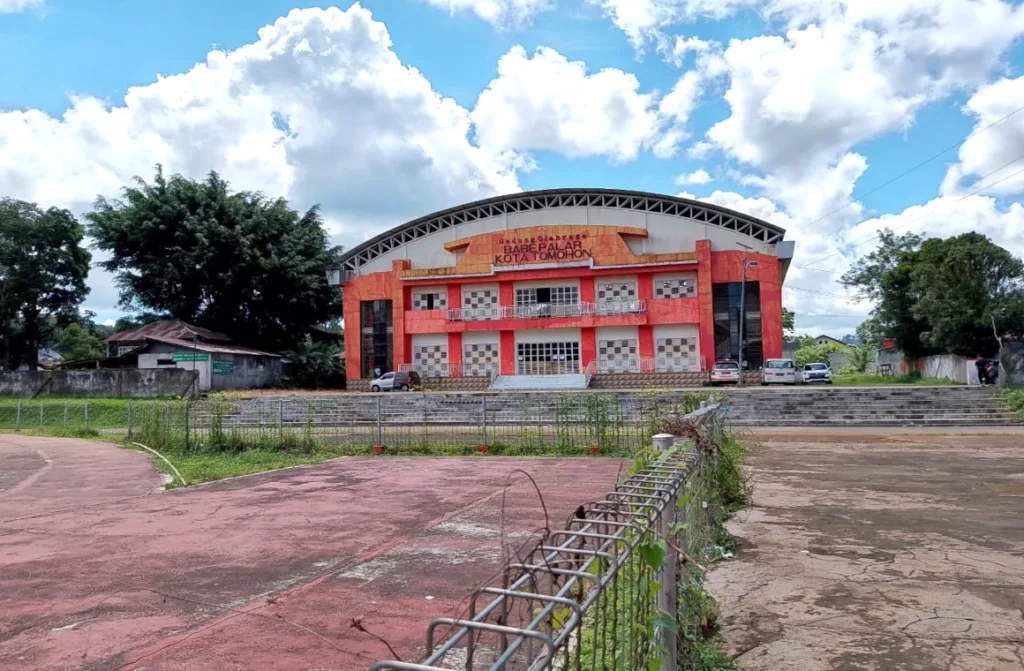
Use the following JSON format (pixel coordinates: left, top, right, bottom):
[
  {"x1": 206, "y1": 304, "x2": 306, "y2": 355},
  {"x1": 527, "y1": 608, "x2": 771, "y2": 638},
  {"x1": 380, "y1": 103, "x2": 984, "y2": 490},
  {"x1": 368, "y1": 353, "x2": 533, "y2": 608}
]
[{"x1": 3, "y1": 0, "x2": 1024, "y2": 337}]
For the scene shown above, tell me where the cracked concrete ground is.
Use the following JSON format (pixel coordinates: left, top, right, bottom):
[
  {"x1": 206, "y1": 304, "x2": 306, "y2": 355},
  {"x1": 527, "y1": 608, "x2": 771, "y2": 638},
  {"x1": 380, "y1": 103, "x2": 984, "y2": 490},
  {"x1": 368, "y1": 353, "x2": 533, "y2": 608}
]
[{"x1": 709, "y1": 429, "x2": 1024, "y2": 671}]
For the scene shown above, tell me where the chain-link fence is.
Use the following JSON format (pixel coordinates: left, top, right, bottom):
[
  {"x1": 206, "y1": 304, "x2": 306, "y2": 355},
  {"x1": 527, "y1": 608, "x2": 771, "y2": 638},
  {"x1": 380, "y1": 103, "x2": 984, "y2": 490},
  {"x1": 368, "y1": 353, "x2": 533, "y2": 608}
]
[{"x1": 371, "y1": 405, "x2": 729, "y2": 670}]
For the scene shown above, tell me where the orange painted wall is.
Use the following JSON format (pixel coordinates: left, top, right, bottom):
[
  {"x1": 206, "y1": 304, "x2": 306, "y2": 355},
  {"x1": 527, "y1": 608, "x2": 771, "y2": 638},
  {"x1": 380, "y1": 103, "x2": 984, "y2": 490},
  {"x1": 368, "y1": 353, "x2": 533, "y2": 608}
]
[
  {"x1": 709, "y1": 249, "x2": 783, "y2": 359},
  {"x1": 342, "y1": 231, "x2": 787, "y2": 379},
  {"x1": 342, "y1": 270, "x2": 394, "y2": 380}
]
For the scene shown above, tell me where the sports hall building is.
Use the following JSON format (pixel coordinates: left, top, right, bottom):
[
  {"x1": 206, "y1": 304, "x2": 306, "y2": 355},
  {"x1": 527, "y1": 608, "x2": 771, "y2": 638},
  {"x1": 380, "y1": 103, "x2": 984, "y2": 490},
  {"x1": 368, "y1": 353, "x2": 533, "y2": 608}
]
[{"x1": 336, "y1": 189, "x2": 794, "y2": 390}]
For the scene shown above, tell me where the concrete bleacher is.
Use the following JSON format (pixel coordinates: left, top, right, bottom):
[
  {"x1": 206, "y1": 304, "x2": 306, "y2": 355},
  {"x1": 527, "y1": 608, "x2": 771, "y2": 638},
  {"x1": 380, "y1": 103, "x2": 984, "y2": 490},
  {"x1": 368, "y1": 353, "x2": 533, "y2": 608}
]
[{"x1": 489, "y1": 374, "x2": 589, "y2": 391}]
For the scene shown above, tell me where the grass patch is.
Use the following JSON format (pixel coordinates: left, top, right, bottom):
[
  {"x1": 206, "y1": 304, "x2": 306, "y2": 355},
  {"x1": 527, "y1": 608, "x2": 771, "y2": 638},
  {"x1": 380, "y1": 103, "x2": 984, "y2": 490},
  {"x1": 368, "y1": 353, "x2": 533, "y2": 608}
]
[
  {"x1": 833, "y1": 372, "x2": 957, "y2": 386},
  {"x1": 0, "y1": 398, "x2": 162, "y2": 430},
  {"x1": 1002, "y1": 388, "x2": 1024, "y2": 419},
  {"x1": 140, "y1": 446, "x2": 350, "y2": 487}
]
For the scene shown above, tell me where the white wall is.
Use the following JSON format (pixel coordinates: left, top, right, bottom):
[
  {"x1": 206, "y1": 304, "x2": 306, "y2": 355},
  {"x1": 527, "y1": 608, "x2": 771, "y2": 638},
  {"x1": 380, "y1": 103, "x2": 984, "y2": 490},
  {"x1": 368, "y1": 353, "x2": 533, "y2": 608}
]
[
  {"x1": 514, "y1": 278, "x2": 580, "y2": 290},
  {"x1": 138, "y1": 352, "x2": 211, "y2": 391},
  {"x1": 412, "y1": 334, "x2": 448, "y2": 348},
  {"x1": 462, "y1": 331, "x2": 500, "y2": 344},
  {"x1": 596, "y1": 326, "x2": 639, "y2": 341},
  {"x1": 653, "y1": 324, "x2": 699, "y2": 340},
  {"x1": 515, "y1": 328, "x2": 581, "y2": 344}
]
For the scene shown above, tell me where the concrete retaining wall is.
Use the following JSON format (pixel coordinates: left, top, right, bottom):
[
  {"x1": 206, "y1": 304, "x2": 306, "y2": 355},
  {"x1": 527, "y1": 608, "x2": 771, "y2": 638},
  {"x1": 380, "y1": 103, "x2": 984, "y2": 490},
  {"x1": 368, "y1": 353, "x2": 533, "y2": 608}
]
[{"x1": 0, "y1": 369, "x2": 198, "y2": 398}]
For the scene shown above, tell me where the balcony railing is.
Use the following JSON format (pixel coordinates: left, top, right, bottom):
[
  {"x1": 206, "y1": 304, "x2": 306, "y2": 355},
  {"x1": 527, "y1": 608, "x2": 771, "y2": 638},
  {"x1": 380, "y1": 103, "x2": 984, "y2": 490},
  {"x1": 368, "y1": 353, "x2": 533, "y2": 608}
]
[{"x1": 447, "y1": 300, "x2": 646, "y2": 322}]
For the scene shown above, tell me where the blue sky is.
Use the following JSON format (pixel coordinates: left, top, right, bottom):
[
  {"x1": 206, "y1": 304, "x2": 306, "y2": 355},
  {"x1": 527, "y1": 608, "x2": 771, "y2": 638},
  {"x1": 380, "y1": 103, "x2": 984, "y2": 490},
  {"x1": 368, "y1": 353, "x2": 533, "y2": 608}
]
[{"x1": 3, "y1": 0, "x2": 1024, "y2": 336}]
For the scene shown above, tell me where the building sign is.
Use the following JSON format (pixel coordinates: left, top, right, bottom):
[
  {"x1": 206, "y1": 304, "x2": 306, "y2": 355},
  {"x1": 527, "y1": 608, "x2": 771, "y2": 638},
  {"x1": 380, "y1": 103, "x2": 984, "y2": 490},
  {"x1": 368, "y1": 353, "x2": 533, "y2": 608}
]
[
  {"x1": 212, "y1": 359, "x2": 235, "y2": 374},
  {"x1": 493, "y1": 233, "x2": 591, "y2": 265},
  {"x1": 172, "y1": 352, "x2": 209, "y2": 362}
]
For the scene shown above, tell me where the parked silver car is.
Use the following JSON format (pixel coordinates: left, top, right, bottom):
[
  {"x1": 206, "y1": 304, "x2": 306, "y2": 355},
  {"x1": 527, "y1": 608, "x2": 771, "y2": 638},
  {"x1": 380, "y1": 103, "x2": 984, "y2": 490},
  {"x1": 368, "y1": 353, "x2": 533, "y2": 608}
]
[{"x1": 802, "y1": 362, "x2": 833, "y2": 384}]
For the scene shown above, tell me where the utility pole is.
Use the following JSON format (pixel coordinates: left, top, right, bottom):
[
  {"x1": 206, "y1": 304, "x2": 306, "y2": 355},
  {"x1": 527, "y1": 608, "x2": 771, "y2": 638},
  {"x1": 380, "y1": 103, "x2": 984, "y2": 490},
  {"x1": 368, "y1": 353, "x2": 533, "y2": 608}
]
[{"x1": 736, "y1": 243, "x2": 758, "y2": 387}]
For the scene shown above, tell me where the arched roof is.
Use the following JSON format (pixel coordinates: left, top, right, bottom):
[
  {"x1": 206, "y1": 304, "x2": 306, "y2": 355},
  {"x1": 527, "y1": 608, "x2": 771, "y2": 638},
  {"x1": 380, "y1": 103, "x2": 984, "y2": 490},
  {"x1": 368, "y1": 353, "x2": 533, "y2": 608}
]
[{"x1": 338, "y1": 188, "x2": 787, "y2": 272}]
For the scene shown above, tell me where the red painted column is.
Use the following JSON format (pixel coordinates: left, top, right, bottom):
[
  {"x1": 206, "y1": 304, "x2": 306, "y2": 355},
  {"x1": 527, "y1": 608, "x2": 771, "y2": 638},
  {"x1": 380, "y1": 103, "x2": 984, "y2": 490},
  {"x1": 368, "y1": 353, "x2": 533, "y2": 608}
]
[
  {"x1": 343, "y1": 286, "x2": 361, "y2": 380},
  {"x1": 500, "y1": 330, "x2": 515, "y2": 375},
  {"x1": 448, "y1": 332, "x2": 463, "y2": 377},
  {"x1": 760, "y1": 259, "x2": 784, "y2": 359},
  {"x1": 638, "y1": 325, "x2": 654, "y2": 361},
  {"x1": 637, "y1": 274, "x2": 653, "y2": 302},
  {"x1": 391, "y1": 261, "x2": 410, "y2": 371},
  {"x1": 447, "y1": 284, "x2": 461, "y2": 314},
  {"x1": 499, "y1": 280, "x2": 514, "y2": 308},
  {"x1": 580, "y1": 276, "x2": 595, "y2": 304},
  {"x1": 581, "y1": 327, "x2": 596, "y2": 372},
  {"x1": 696, "y1": 240, "x2": 715, "y2": 370}
]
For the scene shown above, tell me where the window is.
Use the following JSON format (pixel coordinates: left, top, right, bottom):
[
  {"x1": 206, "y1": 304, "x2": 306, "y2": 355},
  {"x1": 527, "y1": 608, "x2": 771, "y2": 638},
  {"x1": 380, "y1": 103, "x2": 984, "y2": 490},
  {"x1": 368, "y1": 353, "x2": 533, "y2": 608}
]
[
  {"x1": 712, "y1": 282, "x2": 762, "y2": 367},
  {"x1": 157, "y1": 358, "x2": 174, "y2": 366},
  {"x1": 361, "y1": 300, "x2": 394, "y2": 378},
  {"x1": 806, "y1": 363, "x2": 828, "y2": 371},
  {"x1": 766, "y1": 360, "x2": 795, "y2": 369},
  {"x1": 413, "y1": 291, "x2": 446, "y2": 311},
  {"x1": 714, "y1": 361, "x2": 739, "y2": 370}
]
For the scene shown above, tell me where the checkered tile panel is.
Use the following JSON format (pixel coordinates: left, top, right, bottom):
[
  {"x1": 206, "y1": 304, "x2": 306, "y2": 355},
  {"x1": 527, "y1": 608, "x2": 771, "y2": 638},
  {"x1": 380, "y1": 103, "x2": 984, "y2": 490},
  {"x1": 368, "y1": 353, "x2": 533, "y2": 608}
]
[
  {"x1": 655, "y1": 337, "x2": 699, "y2": 372},
  {"x1": 412, "y1": 291, "x2": 447, "y2": 311},
  {"x1": 655, "y1": 279, "x2": 696, "y2": 298},
  {"x1": 413, "y1": 344, "x2": 448, "y2": 377},
  {"x1": 598, "y1": 339, "x2": 638, "y2": 373},
  {"x1": 597, "y1": 282, "x2": 637, "y2": 303},
  {"x1": 463, "y1": 343, "x2": 499, "y2": 377},
  {"x1": 462, "y1": 289, "x2": 499, "y2": 320}
]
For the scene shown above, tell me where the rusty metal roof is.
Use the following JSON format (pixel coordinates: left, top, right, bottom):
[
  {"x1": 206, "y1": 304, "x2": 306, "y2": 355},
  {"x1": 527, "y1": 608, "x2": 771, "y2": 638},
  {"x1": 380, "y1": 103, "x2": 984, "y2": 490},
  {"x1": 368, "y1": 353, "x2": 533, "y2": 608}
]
[
  {"x1": 147, "y1": 336, "x2": 279, "y2": 357},
  {"x1": 105, "y1": 319, "x2": 232, "y2": 344}
]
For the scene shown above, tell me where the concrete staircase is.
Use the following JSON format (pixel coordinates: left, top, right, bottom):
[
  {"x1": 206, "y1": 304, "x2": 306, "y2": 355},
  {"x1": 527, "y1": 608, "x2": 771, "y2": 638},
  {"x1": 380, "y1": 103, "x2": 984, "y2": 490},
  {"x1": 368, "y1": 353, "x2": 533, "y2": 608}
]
[
  {"x1": 722, "y1": 386, "x2": 1022, "y2": 427},
  {"x1": 489, "y1": 374, "x2": 589, "y2": 391}
]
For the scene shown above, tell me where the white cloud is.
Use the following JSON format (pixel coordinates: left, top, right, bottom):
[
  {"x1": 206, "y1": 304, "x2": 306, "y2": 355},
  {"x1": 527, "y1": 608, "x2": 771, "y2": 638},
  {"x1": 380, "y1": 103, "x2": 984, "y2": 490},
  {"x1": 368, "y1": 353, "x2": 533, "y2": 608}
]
[
  {"x1": 0, "y1": 0, "x2": 43, "y2": 13},
  {"x1": 942, "y1": 75, "x2": 1024, "y2": 197},
  {"x1": 590, "y1": 0, "x2": 756, "y2": 52},
  {"x1": 674, "y1": 168, "x2": 711, "y2": 186},
  {"x1": 473, "y1": 45, "x2": 687, "y2": 161},
  {"x1": 424, "y1": 0, "x2": 554, "y2": 26},
  {"x1": 0, "y1": 4, "x2": 523, "y2": 317}
]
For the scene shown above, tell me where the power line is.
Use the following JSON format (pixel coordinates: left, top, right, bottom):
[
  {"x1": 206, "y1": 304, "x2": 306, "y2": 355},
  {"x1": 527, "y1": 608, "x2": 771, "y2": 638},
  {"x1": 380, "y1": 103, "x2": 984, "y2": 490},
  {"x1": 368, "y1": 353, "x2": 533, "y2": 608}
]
[
  {"x1": 791, "y1": 101, "x2": 1024, "y2": 233},
  {"x1": 795, "y1": 153, "x2": 1024, "y2": 273}
]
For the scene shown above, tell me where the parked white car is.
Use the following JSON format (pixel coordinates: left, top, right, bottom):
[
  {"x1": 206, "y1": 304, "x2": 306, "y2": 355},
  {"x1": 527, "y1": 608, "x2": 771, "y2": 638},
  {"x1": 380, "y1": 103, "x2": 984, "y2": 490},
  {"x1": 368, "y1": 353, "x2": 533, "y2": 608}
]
[
  {"x1": 802, "y1": 362, "x2": 833, "y2": 384},
  {"x1": 762, "y1": 358, "x2": 797, "y2": 385}
]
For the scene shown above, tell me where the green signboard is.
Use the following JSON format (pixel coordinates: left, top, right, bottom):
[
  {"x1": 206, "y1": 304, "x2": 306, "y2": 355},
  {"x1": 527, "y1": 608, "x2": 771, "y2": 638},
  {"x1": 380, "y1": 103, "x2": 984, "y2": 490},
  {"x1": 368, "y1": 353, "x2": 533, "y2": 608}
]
[
  {"x1": 212, "y1": 359, "x2": 235, "y2": 374},
  {"x1": 172, "y1": 352, "x2": 209, "y2": 362}
]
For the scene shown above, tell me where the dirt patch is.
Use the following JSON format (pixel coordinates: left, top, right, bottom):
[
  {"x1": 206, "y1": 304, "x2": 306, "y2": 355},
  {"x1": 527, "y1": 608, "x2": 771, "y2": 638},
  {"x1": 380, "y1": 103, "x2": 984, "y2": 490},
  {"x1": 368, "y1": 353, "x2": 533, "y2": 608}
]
[{"x1": 710, "y1": 432, "x2": 1024, "y2": 670}]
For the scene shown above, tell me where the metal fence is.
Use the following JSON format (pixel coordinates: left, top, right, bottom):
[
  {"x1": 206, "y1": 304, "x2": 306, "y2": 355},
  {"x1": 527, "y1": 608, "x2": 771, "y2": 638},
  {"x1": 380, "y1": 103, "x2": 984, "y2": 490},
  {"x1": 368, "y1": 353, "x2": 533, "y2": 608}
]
[
  {"x1": 176, "y1": 392, "x2": 711, "y2": 455},
  {"x1": 371, "y1": 405, "x2": 725, "y2": 670},
  {"x1": 0, "y1": 400, "x2": 138, "y2": 435}
]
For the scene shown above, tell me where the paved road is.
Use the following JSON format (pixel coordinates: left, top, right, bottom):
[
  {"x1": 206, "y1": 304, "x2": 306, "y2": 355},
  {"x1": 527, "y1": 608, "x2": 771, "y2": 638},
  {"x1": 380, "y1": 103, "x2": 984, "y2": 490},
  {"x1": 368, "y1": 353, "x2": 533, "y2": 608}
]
[
  {"x1": 710, "y1": 430, "x2": 1024, "y2": 670},
  {"x1": 0, "y1": 434, "x2": 626, "y2": 671}
]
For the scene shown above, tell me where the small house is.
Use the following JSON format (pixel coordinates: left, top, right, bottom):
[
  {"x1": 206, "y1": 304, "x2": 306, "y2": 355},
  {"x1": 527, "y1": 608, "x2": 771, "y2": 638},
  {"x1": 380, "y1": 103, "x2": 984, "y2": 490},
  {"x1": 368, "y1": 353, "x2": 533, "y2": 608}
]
[{"x1": 105, "y1": 320, "x2": 282, "y2": 392}]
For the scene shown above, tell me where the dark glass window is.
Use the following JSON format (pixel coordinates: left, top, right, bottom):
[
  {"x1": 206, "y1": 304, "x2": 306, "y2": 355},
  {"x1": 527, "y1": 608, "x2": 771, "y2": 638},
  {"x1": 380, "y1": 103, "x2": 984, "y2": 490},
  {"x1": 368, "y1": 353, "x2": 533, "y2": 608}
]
[
  {"x1": 712, "y1": 282, "x2": 762, "y2": 368},
  {"x1": 360, "y1": 300, "x2": 394, "y2": 378}
]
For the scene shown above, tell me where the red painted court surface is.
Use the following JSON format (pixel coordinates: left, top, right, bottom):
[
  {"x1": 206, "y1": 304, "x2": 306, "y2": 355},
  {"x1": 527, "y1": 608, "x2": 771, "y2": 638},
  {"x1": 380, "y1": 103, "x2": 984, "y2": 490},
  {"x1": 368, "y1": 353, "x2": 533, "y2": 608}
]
[{"x1": 0, "y1": 435, "x2": 625, "y2": 671}]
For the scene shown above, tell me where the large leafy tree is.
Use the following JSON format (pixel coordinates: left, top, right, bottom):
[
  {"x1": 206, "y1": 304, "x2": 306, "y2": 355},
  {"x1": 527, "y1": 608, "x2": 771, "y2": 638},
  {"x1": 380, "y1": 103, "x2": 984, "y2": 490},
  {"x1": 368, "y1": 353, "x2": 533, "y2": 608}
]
[
  {"x1": 842, "y1": 229, "x2": 1024, "y2": 358},
  {"x1": 911, "y1": 232, "x2": 1024, "y2": 356},
  {"x1": 0, "y1": 199, "x2": 91, "y2": 369},
  {"x1": 56, "y1": 323, "x2": 105, "y2": 361},
  {"x1": 88, "y1": 168, "x2": 342, "y2": 352},
  {"x1": 841, "y1": 230, "x2": 933, "y2": 358},
  {"x1": 782, "y1": 307, "x2": 795, "y2": 336}
]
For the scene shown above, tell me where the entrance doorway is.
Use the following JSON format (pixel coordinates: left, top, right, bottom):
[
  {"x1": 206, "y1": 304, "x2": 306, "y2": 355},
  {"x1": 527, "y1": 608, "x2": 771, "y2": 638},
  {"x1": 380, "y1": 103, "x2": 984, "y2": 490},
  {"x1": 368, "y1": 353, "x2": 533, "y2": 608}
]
[{"x1": 516, "y1": 342, "x2": 581, "y2": 375}]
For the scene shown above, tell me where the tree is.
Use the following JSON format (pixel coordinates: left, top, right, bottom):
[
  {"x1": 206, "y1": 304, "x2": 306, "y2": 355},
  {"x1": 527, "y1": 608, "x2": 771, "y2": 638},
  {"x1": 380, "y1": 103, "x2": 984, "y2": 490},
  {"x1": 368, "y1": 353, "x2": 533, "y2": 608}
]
[
  {"x1": 794, "y1": 341, "x2": 847, "y2": 367},
  {"x1": 114, "y1": 312, "x2": 168, "y2": 334},
  {"x1": 855, "y1": 317, "x2": 885, "y2": 350},
  {"x1": 88, "y1": 167, "x2": 342, "y2": 353},
  {"x1": 843, "y1": 230, "x2": 1024, "y2": 358},
  {"x1": 0, "y1": 199, "x2": 91, "y2": 369},
  {"x1": 283, "y1": 338, "x2": 345, "y2": 389},
  {"x1": 841, "y1": 230, "x2": 933, "y2": 358},
  {"x1": 782, "y1": 307, "x2": 795, "y2": 336},
  {"x1": 56, "y1": 323, "x2": 105, "y2": 361},
  {"x1": 910, "y1": 233, "x2": 1024, "y2": 356}
]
